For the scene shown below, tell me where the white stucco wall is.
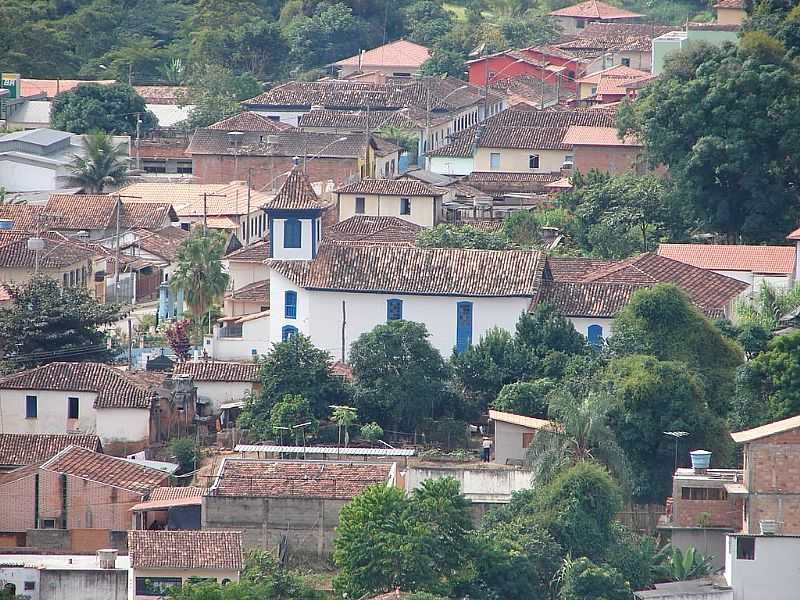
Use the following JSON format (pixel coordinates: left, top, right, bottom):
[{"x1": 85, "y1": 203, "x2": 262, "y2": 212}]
[
  {"x1": 567, "y1": 316, "x2": 614, "y2": 339},
  {"x1": 474, "y1": 148, "x2": 570, "y2": 173},
  {"x1": 0, "y1": 159, "x2": 58, "y2": 192},
  {"x1": 269, "y1": 270, "x2": 531, "y2": 359},
  {"x1": 95, "y1": 408, "x2": 150, "y2": 447},
  {"x1": 131, "y1": 568, "x2": 239, "y2": 600},
  {"x1": 337, "y1": 192, "x2": 441, "y2": 227},
  {"x1": 428, "y1": 156, "x2": 475, "y2": 176},
  {"x1": 225, "y1": 261, "x2": 270, "y2": 291},
  {"x1": 0, "y1": 566, "x2": 39, "y2": 600},
  {"x1": 250, "y1": 109, "x2": 306, "y2": 127},
  {"x1": 405, "y1": 465, "x2": 531, "y2": 503},
  {"x1": 271, "y1": 217, "x2": 318, "y2": 260},
  {"x1": 207, "y1": 315, "x2": 272, "y2": 362},
  {"x1": 195, "y1": 381, "x2": 255, "y2": 414},
  {"x1": 0, "y1": 390, "x2": 97, "y2": 435},
  {"x1": 725, "y1": 535, "x2": 800, "y2": 600},
  {"x1": 494, "y1": 420, "x2": 537, "y2": 466}
]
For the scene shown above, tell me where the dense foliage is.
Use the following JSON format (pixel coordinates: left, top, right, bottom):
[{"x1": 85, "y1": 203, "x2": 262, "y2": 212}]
[
  {"x1": 51, "y1": 83, "x2": 156, "y2": 135},
  {"x1": 0, "y1": 277, "x2": 120, "y2": 370}
]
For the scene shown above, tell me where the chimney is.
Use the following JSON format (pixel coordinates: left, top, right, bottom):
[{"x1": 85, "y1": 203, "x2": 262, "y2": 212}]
[
  {"x1": 97, "y1": 548, "x2": 118, "y2": 569},
  {"x1": 690, "y1": 450, "x2": 712, "y2": 474}
]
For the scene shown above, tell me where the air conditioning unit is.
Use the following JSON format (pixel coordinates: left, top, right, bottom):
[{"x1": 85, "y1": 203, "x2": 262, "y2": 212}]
[{"x1": 760, "y1": 519, "x2": 780, "y2": 535}]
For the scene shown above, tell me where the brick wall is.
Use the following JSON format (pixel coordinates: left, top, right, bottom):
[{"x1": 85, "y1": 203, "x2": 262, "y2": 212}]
[
  {"x1": 573, "y1": 145, "x2": 643, "y2": 175},
  {"x1": 192, "y1": 155, "x2": 361, "y2": 188},
  {"x1": 744, "y1": 429, "x2": 800, "y2": 534},
  {"x1": 672, "y1": 497, "x2": 742, "y2": 529}
]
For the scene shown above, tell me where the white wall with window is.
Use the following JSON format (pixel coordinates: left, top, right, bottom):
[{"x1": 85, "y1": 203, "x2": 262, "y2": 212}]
[
  {"x1": 268, "y1": 270, "x2": 530, "y2": 359},
  {"x1": 725, "y1": 534, "x2": 800, "y2": 600},
  {"x1": 337, "y1": 192, "x2": 443, "y2": 227},
  {"x1": 474, "y1": 148, "x2": 570, "y2": 173}
]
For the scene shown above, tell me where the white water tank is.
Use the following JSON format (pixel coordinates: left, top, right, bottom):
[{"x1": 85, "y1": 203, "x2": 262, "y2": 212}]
[{"x1": 97, "y1": 548, "x2": 118, "y2": 569}]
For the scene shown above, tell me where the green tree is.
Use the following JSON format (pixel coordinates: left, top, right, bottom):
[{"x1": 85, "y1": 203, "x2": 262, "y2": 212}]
[
  {"x1": 287, "y1": 3, "x2": 370, "y2": 71},
  {"x1": 516, "y1": 303, "x2": 588, "y2": 359},
  {"x1": 240, "y1": 333, "x2": 348, "y2": 429},
  {"x1": 491, "y1": 379, "x2": 553, "y2": 417},
  {"x1": 68, "y1": 132, "x2": 130, "y2": 193},
  {"x1": 170, "y1": 230, "x2": 228, "y2": 330},
  {"x1": 270, "y1": 394, "x2": 318, "y2": 443},
  {"x1": 0, "y1": 277, "x2": 120, "y2": 369},
  {"x1": 617, "y1": 41, "x2": 800, "y2": 243},
  {"x1": 610, "y1": 284, "x2": 744, "y2": 415},
  {"x1": 421, "y1": 47, "x2": 470, "y2": 78},
  {"x1": 503, "y1": 210, "x2": 542, "y2": 247},
  {"x1": 654, "y1": 545, "x2": 714, "y2": 583},
  {"x1": 416, "y1": 224, "x2": 510, "y2": 250},
  {"x1": 330, "y1": 404, "x2": 357, "y2": 447},
  {"x1": 180, "y1": 63, "x2": 263, "y2": 129},
  {"x1": 534, "y1": 461, "x2": 623, "y2": 561},
  {"x1": 526, "y1": 389, "x2": 629, "y2": 488},
  {"x1": 558, "y1": 556, "x2": 632, "y2": 600},
  {"x1": 360, "y1": 421, "x2": 384, "y2": 442},
  {"x1": 170, "y1": 437, "x2": 200, "y2": 474},
  {"x1": 51, "y1": 83, "x2": 156, "y2": 135},
  {"x1": 744, "y1": 331, "x2": 800, "y2": 422},
  {"x1": 350, "y1": 321, "x2": 456, "y2": 431},
  {"x1": 603, "y1": 355, "x2": 732, "y2": 503},
  {"x1": 403, "y1": 1, "x2": 454, "y2": 45}
]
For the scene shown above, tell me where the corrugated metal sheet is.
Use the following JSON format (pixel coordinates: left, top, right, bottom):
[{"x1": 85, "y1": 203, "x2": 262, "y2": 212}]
[{"x1": 235, "y1": 444, "x2": 415, "y2": 456}]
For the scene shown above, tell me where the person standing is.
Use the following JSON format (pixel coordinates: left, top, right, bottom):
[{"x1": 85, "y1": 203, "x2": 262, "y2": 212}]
[{"x1": 482, "y1": 437, "x2": 492, "y2": 462}]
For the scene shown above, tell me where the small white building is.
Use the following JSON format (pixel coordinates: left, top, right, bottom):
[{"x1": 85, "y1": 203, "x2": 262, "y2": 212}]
[
  {"x1": 172, "y1": 360, "x2": 260, "y2": 415},
  {"x1": 0, "y1": 362, "x2": 155, "y2": 453},
  {"x1": 489, "y1": 409, "x2": 551, "y2": 465},
  {"x1": 335, "y1": 178, "x2": 445, "y2": 228},
  {"x1": 725, "y1": 534, "x2": 800, "y2": 600}
]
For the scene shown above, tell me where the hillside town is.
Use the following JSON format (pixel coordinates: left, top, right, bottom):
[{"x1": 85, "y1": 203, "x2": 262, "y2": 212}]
[{"x1": 0, "y1": 0, "x2": 798, "y2": 598}]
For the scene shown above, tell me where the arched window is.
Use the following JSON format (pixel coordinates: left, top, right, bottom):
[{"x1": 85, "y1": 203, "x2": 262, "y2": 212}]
[
  {"x1": 587, "y1": 324, "x2": 603, "y2": 346},
  {"x1": 387, "y1": 299, "x2": 403, "y2": 321},
  {"x1": 284, "y1": 219, "x2": 301, "y2": 248},
  {"x1": 284, "y1": 290, "x2": 297, "y2": 319},
  {"x1": 281, "y1": 325, "x2": 298, "y2": 341}
]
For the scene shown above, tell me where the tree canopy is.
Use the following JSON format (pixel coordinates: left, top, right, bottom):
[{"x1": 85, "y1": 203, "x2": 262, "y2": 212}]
[
  {"x1": 0, "y1": 277, "x2": 120, "y2": 370},
  {"x1": 51, "y1": 83, "x2": 156, "y2": 135}
]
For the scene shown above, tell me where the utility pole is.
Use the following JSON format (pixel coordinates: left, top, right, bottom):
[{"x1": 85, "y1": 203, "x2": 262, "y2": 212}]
[
  {"x1": 135, "y1": 113, "x2": 141, "y2": 171},
  {"x1": 246, "y1": 168, "x2": 253, "y2": 245},
  {"x1": 128, "y1": 62, "x2": 133, "y2": 86},
  {"x1": 200, "y1": 192, "x2": 226, "y2": 236}
]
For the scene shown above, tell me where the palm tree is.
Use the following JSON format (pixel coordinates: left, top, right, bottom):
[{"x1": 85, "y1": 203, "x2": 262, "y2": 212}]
[
  {"x1": 170, "y1": 230, "x2": 229, "y2": 337},
  {"x1": 330, "y1": 405, "x2": 358, "y2": 448},
  {"x1": 69, "y1": 132, "x2": 130, "y2": 193},
  {"x1": 525, "y1": 389, "x2": 629, "y2": 487}
]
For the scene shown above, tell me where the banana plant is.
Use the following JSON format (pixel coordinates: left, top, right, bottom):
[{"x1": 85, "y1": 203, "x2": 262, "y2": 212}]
[{"x1": 654, "y1": 544, "x2": 714, "y2": 582}]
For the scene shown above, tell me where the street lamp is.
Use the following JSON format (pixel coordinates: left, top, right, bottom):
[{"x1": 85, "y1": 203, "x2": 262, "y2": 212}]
[
  {"x1": 304, "y1": 136, "x2": 348, "y2": 170},
  {"x1": 664, "y1": 431, "x2": 690, "y2": 473}
]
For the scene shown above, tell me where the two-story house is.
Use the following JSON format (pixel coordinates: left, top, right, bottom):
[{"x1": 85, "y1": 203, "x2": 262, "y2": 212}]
[{"x1": 335, "y1": 179, "x2": 445, "y2": 227}]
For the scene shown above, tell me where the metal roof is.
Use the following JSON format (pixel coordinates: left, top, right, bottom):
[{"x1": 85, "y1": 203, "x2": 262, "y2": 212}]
[{"x1": 235, "y1": 444, "x2": 415, "y2": 457}]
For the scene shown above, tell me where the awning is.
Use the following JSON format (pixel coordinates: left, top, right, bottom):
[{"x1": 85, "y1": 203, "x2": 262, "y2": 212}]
[
  {"x1": 724, "y1": 482, "x2": 749, "y2": 496},
  {"x1": 220, "y1": 401, "x2": 245, "y2": 410},
  {"x1": 130, "y1": 495, "x2": 203, "y2": 512}
]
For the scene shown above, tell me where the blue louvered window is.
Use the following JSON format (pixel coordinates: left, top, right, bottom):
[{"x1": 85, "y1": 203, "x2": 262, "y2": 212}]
[
  {"x1": 284, "y1": 219, "x2": 301, "y2": 248},
  {"x1": 455, "y1": 301, "x2": 473, "y2": 354},
  {"x1": 281, "y1": 325, "x2": 298, "y2": 341},
  {"x1": 285, "y1": 291, "x2": 297, "y2": 319},
  {"x1": 387, "y1": 299, "x2": 403, "y2": 321},
  {"x1": 26, "y1": 395, "x2": 37, "y2": 418}
]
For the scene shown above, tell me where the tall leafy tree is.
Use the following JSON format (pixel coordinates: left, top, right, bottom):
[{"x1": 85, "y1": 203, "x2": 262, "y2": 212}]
[
  {"x1": 170, "y1": 230, "x2": 229, "y2": 334},
  {"x1": 739, "y1": 331, "x2": 800, "y2": 424},
  {"x1": 0, "y1": 277, "x2": 120, "y2": 370},
  {"x1": 287, "y1": 2, "x2": 370, "y2": 71},
  {"x1": 239, "y1": 333, "x2": 349, "y2": 429},
  {"x1": 350, "y1": 320, "x2": 457, "y2": 431},
  {"x1": 403, "y1": 1, "x2": 454, "y2": 46},
  {"x1": 269, "y1": 394, "x2": 318, "y2": 443},
  {"x1": 557, "y1": 556, "x2": 632, "y2": 600},
  {"x1": 68, "y1": 132, "x2": 130, "y2": 193},
  {"x1": 51, "y1": 83, "x2": 156, "y2": 135},
  {"x1": 179, "y1": 64, "x2": 263, "y2": 129},
  {"x1": 618, "y1": 39, "x2": 800, "y2": 243},
  {"x1": 416, "y1": 224, "x2": 510, "y2": 250}
]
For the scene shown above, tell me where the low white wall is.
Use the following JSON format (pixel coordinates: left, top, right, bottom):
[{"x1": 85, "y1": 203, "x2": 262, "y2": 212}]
[
  {"x1": 196, "y1": 381, "x2": 254, "y2": 414},
  {"x1": 405, "y1": 465, "x2": 531, "y2": 503},
  {"x1": 95, "y1": 408, "x2": 150, "y2": 447},
  {"x1": 725, "y1": 534, "x2": 800, "y2": 600}
]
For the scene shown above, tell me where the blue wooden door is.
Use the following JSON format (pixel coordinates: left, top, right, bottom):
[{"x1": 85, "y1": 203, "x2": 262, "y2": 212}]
[{"x1": 456, "y1": 301, "x2": 473, "y2": 353}]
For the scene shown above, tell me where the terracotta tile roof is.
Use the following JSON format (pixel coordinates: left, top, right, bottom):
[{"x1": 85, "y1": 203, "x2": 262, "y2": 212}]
[
  {"x1": 561, "y1": 126, "x2": 642, "y2": 146},
  {"x1": 132, "y1": 86, "x2": 188, "y2": 105},
  {"x1": 550, "y1": 0, "x2": 643, "y2": 19},
  {"x1": 557, "y1": 23, "x2": 675, "y2": 53},
  {"x1": 20, "y1": 79, "x2": 113, "y2": 99},
  {"x1": 577, "y1": 64, "x2": 650, "y2": 85},
  {"x1": 208, "y1": 111, "x2": 293, "y2": 132},
  {"x1": 0, "y1": 433, "x2": 101, "y2": 467},
  {"x1": 326, "y1": 216, "x2": 422, "y2": 246},
  {"x1": 714, "y1": 0, "x2": 743, "y2": 8},
  {"x1": 0, "y1": 362, "x2": 152, "y2": 409},
  {"x1": 121, "y1": 183, "x2": 274, "y2": 217},
  {"x1": 657, "y1": 243, "x2": 795, "y2": 275},
  {"x1": 173, "y1": 361, "x2": 260, "y2": 383},
  {"x1": 331, "y1": 361, "x2": 354, "y2": 381},
  {"x1": 336, "y1": 179, "x2": 442, "y2": 197},
  {"x1": 465, "y1": 171, "x2": 562, "y2": 196},
  {"x1": 225, "y1": 241, "x2": 270, "y2": 262},
  {"x1": 298, "y1": 108, "x2": 428, "y2": 130},
  {"x1": 44, "y1": 195, "x2": 177, "y2": 230},
  {"x1": 0, "y1": 204, "x2": 45, "y2": 232},
  {"x1": 539, "y1": 280, "x2": 647, "y2": 317},
  {"x1": 271, "y1": 243, "x2": 544, "y2": 297},
  {"x1": 430, "y1": 107, "x2": 616, "y2": 157},
  {"x1": 333, "y1": 39, "x2": 431, "y2": 68},
  {"x1": 0, "y1": 234, "x2": 96, "y2": 268},
  {"x1": 129, "y1": 530, "x2": 243, "y2": 570},
  {"x1": 148, "y1": 486, "x2": 207, "y2": 502},
  {"x1": 0, "y1": 462, "x2": 43, "y2": 487},
  {"x1": 210, "y1": 459, "x2": 392, "y2": 499},
  {"x1": 459, "y1": 219, "x2": 504, "y2": 232},
  {"x1": 125, "y1": 227, "x2": 189, "y2": 261},
  {"x1": 263, "y1": 167, "x2": 326, "y2": 211},
  {"x1": 546, "y1": 257, "x2": 616, "y2": 281},
  {"x1": 731, "y1": 413, "x2": 800, "y2": 443},
  {"x1": 187, "y1": 128, "x2": 369, "y2": 159},
  {"x1": 41, "y1": 446, "x2": 167, "y2": 494},
  {"x1": 227, "y1": 279, "x2": 270, "y2": 303},
  {"x1": 582, "y1": 253, "x2": 748, "y2": 314}
]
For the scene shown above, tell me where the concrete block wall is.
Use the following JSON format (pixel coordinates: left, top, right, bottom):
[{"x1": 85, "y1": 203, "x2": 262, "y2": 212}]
[
  {"x1": 39, "y1": 568, "x2": 127, "y2": 600},
  {"x1": 573, "y1": 145, "x2": 642, "y2": 175},
  {"x1": 744, "y1": 429, "x2": 800, "y2": 534}
]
